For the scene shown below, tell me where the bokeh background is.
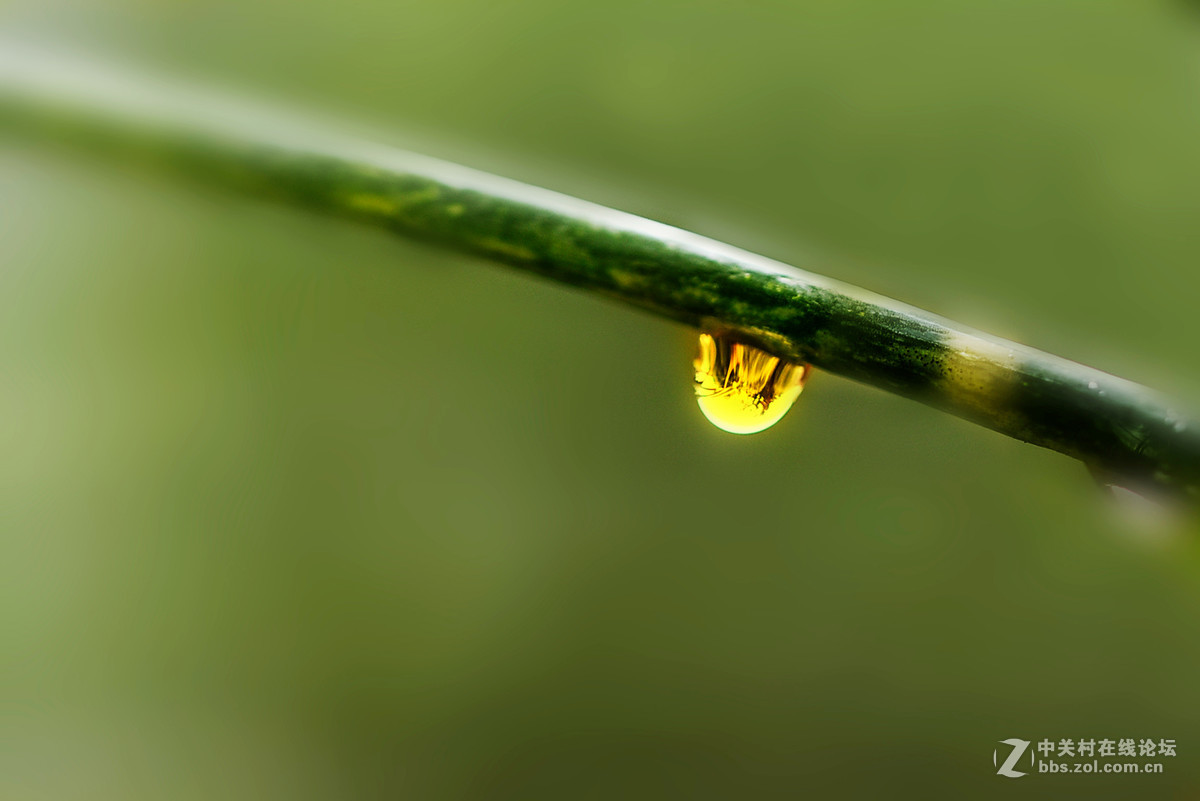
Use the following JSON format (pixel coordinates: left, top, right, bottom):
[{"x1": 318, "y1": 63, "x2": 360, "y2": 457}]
[{"x1": 4, "y1": 1, "x2": 1200, "y2": 798}]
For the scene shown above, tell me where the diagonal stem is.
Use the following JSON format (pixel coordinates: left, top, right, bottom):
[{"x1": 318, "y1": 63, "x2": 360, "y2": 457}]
[{"x1": 2, "y1": 46, "x2": 1198, "y2": 501}]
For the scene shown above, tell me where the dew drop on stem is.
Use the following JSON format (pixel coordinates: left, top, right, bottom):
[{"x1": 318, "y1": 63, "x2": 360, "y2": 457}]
[{"x1": 693, "y1": 332, "x2": 811, "y2": 435}]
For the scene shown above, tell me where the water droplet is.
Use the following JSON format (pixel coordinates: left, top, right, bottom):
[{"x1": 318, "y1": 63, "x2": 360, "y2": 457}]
[
  {"x1": 693, "y1": 332, "x2": 811, "y2": 434},
  {"x1": 1087, "y1": 464, "x2": 1187, "y2": 536}
]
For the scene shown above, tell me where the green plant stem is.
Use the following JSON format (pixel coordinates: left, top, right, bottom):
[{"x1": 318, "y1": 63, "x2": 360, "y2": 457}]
[{"x1": 2, "y1": 47, "x2": 1198, "y2": 500}]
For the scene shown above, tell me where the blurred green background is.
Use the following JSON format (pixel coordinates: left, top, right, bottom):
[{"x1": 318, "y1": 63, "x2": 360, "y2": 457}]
[{"x1": 4, "y1": 0, "x2": 1200, "y2": 798}]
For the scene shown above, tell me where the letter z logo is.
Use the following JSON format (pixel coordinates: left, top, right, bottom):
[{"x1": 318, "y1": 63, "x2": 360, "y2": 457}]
[{"x1": 994, "y1": 739, "x2": 1031, "y2": 778}]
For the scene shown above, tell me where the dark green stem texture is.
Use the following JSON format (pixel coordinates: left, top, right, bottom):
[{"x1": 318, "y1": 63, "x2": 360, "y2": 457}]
[{"x1": 2, "y1": 47, "x2": 1198, "y2": 500}]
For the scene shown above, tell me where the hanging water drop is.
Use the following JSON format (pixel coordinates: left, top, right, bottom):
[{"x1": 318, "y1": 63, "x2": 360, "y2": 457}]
[
  {"x1": 1086, "y1": 464, "x2": 1184, "y2": 535},
  {"x1": 693, "y1": 332, "x2": 811, "y2": 434}
]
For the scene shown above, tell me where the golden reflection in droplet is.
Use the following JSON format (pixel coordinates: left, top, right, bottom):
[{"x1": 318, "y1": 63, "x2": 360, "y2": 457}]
[{"x1": 693, "y1": 332, "x2": 811, "y2": 434}]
